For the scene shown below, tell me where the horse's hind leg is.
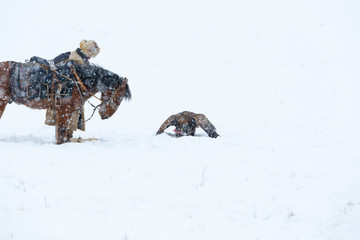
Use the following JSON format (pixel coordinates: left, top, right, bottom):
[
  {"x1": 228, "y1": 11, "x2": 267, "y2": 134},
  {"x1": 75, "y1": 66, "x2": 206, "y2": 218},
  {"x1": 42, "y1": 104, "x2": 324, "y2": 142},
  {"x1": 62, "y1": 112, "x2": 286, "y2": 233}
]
[
  {"x1": 0, "y1": 88, "x2": 11, "y2": 119},
  {"x1": 0, "y1": 62, "x2": 11, "y2": 119},
  {"x1": 0, "y1": 99, "x2": 9, "y2": 119}
]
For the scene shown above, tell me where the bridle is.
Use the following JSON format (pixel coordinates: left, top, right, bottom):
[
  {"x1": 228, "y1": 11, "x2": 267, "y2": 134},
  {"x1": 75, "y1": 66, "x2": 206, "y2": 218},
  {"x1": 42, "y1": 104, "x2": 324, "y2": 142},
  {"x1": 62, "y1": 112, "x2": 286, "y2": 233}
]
[
  {"x1": 102, "y1": 85, "x2": 124, "y2": 111},
  {"x1": 85, "y1": 82, "x2": 125, "y2": 122}
]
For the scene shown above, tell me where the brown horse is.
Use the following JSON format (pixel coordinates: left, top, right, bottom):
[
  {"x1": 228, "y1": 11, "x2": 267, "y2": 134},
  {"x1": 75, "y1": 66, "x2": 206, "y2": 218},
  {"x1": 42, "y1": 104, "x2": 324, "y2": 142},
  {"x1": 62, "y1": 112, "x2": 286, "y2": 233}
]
[{"x1": 0, "y1": 61, "x2": 131, "y2": 144}]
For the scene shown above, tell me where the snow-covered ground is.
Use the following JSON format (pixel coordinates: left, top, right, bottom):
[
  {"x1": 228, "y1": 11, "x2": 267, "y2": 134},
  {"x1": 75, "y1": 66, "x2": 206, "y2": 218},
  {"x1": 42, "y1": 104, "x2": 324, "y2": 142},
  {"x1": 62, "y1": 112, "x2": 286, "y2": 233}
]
[{"x1": 1, "y1": 0, "x2": 360, "y2": 239}]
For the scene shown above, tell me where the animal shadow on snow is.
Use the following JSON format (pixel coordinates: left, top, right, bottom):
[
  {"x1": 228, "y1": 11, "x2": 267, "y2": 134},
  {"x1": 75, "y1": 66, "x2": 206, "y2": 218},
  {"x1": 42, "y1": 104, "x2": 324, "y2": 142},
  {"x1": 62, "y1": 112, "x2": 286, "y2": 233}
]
[
  {"x1": 165, "y1": 132, "x2": 208, "y2": 138},
  {"x1": 0, "y1": 134, "x2": 53, "y2": 144}
]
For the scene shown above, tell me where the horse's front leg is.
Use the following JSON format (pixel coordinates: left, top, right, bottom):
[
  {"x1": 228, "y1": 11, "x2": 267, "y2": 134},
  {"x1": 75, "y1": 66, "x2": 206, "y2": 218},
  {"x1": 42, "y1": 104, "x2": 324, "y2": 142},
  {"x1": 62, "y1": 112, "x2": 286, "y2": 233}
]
[
  {"x1": 66, "y1": 129, "x2": 74, "y2": 140},
  {"x1": 55, "y1": 109, "x2": 72, "y2": 144}
]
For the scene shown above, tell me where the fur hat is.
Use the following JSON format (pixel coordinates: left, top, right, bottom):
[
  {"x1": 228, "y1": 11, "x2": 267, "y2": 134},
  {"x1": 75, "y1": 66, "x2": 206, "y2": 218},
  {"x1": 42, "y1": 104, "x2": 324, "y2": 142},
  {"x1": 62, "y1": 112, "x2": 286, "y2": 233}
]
[
  {"x1": 68, "y1": 40, "x2": 100, "y2": 65},
  {"x1": 80, "y1": 40, "x2": 100, "y2": 58}
]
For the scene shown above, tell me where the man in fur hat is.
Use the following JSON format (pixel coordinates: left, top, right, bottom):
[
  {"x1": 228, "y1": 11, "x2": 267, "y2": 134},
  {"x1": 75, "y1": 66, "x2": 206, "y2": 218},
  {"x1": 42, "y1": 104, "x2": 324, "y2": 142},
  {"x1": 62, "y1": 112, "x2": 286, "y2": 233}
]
[
  {"x1": 44, "y1": 40, "x2": 100, "y2": 133},
  {"x1": 68, "y1": 40, "x2": 100, "y2": 65}
]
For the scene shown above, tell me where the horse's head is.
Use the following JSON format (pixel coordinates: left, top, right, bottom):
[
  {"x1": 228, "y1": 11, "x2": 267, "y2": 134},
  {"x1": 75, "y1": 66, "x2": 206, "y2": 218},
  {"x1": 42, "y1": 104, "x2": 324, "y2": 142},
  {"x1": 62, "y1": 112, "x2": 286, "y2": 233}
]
[
  {"x1": 99, "y1": 76, "x2": 131, "y2": 119},
  {"x1": 75, "y1": 64, "x2": 132, "y2": 120}
]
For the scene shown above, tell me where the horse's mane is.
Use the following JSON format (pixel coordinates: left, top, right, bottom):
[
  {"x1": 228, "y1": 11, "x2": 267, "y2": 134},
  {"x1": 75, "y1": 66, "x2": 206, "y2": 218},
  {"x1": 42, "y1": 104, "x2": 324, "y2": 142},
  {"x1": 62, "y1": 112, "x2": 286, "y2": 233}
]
[
  {"x1": 75, "y1": 64, "x2": 131, "y2": 100},
  {"x1": 76, "y1": 64, "x2": 117, "y2": 87}
]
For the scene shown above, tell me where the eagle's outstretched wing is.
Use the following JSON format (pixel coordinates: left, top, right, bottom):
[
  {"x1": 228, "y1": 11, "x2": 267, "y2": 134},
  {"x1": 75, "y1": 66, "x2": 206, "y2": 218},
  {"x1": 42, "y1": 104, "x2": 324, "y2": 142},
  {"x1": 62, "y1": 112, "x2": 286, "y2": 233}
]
[
  {"x1": 156, "y1": 114, "x2": 177, "y2": 135},
  {"x1": 194, "y1": 114, "x2": 220, "y2": 138}
]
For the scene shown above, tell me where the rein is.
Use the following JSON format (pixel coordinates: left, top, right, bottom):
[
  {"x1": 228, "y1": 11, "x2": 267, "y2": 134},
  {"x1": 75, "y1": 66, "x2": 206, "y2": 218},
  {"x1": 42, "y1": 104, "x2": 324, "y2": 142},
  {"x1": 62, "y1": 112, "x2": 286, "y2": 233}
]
[
  {"x1": 85, "y1": 101, "x2": 100, "y2": 122},
  {"x1": 84, "y1": 85, "x2": 123, "y2": 122},
  {"x1": 70, "y1": 66, "x2": 102, "y2": 101}
]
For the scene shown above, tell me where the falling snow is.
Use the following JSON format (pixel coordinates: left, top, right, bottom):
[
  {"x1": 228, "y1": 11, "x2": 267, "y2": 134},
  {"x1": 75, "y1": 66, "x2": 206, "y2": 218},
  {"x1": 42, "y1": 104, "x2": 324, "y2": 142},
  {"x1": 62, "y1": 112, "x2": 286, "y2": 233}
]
[{"x1": 1, "y1": 0, "x2": 360, "y2": 240}]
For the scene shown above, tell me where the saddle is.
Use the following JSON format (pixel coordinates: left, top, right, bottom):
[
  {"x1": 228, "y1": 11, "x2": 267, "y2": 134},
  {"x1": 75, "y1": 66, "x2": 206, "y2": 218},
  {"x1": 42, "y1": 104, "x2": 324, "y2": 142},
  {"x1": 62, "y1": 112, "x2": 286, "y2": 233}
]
[
  {"x1": 30, "y1": 51, "x2": 70, "y2": 67},
  {"x1": 10, "y1": 56, "x2": 75, "y2": 102}
]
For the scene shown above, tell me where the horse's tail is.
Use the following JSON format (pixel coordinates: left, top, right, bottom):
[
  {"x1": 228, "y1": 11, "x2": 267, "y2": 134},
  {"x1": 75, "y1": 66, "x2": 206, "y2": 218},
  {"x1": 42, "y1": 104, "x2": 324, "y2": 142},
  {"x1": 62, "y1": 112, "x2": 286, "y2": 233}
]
[{"x1": 124, "y1": 83, "x2": 132, "y2": 100}]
